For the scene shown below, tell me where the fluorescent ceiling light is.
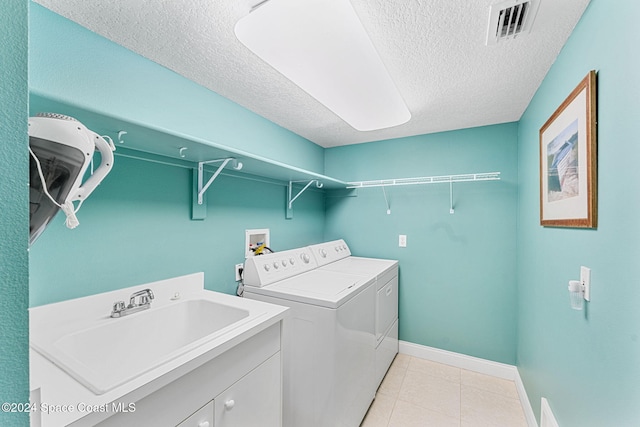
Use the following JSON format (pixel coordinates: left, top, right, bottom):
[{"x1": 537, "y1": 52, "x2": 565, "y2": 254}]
[{"x1": 235, "y1": 0, "x2": 411, "y2": 132}]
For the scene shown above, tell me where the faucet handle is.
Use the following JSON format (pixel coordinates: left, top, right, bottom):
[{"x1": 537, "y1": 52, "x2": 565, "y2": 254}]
[{"x1": 112, "y1": 301, "x2": 126, "y2": 316}]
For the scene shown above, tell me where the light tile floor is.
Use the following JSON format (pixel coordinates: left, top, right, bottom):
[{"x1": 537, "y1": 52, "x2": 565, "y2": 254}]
[{"x1": 361, "y1": 354, "x2": 528, "y2": 427}]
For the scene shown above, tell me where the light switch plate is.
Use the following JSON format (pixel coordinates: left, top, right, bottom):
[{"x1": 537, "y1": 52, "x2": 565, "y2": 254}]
[
  {"x1": 399, "y1": 235, "x2": 407, "y2": 248},
  {"x1": 581, "y1": 266, "x2": 591, "y2": 301}
]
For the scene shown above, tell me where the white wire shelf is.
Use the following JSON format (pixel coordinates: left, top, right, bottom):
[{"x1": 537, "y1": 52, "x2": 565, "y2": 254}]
[{"x1": 346, "y1": 172, "x2": 500, "y2": 188}]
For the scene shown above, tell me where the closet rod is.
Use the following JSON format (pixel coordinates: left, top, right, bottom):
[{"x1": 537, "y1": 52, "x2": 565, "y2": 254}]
[{"x1": 346, "y1": 172, "x2": 500, "y2": 189}]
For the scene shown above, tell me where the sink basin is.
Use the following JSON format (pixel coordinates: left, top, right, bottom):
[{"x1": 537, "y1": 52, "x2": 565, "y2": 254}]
[{"x1": 32, "y1": 299, "x2": 250, "y2": 394}]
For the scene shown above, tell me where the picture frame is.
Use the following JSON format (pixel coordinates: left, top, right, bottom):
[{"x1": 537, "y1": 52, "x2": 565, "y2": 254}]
[{"x1": 539, "y1": 70, "x2": 597, "y2": 228}]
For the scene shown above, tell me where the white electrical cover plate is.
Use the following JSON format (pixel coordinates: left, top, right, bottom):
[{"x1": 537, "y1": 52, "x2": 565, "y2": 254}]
[{"x1": 581, "y1": 266, "x2": 591, "y2": 301}]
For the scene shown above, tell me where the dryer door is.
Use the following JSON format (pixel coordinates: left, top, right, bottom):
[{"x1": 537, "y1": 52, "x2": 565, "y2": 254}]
[{"x1": 376, "y1": 275, "x2": 398, "y2": 343}]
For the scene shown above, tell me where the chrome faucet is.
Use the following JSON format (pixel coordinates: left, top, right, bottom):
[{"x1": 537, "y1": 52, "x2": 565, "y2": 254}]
[{"x1": 111, "y1": 288, "x2": 154, "y2": 318}]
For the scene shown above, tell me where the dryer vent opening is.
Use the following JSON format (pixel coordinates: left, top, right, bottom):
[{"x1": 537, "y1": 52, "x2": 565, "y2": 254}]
[{"x1": 486, "y1": 0, "x2": 540, "y2": 45}]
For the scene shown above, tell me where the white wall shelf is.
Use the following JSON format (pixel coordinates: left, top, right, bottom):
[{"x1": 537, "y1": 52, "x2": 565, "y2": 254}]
[
  {"x1": 346, "y1": 172, "x2": 501, "y2": 214},
  {"x1": 346, "y1": 172, "x2": 501, "y2": 188},
  {"x1": 29, "y1": 96, "x2": 349, "y2": 220},
  {"x1": 30, "y1": 95, "x2": 501, "y2": 219}
]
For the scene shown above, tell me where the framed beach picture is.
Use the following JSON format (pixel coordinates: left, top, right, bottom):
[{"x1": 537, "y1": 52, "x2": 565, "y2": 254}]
[{"x1": 539, "y1": 70, "x2": 597, "y2": 228}]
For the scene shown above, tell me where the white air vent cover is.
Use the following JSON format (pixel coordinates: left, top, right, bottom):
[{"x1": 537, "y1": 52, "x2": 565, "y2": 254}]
[{"x1": 486, "y1": 0, "x2": 540, "y2": 45}]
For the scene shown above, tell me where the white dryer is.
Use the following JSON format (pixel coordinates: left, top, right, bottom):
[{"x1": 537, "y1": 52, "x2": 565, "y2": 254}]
[
  {"x1": 243, "y1": 247, "x2": 376, "y2": 427},
  {"x1": 308, "y1": 240, "x2": 399, "y2": 387}
]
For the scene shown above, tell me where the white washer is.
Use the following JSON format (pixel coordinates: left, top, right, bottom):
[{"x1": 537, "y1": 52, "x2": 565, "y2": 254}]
[
  {"x1": 243, "y1": 247, "x2": 376, "y2": 427},
  {"x1": 309, "y1": 240, "x2": 399, "y2": 387}
]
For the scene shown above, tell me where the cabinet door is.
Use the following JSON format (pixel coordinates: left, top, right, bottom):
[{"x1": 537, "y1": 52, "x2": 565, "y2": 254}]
[
  {"x1": 176, "y1": 401, "x2": 214, "y2": 427},
  {"x1": 215, "y1": 352, "x2": 281, "y2": 427}
]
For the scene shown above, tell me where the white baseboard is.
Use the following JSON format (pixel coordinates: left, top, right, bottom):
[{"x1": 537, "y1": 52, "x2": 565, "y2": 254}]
[
  {"x1": 516, "y1": 369, "x2": 538, "y2": 427},
  {"x1": 399, "y1": 340, "x2": 538, "y2": 427}
]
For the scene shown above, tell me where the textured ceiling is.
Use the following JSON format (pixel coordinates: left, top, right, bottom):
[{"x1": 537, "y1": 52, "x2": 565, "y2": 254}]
[{"x1": 34, "y1": 0, "x2": 590, "y2": 148}]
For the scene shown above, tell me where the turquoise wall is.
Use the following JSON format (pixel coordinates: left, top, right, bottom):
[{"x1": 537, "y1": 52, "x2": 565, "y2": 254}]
[
  {"x1": 516, "y1": 0, "x2": 640, "y2": 424},
  {"x1": 0, "y1": 0, "x2": 30, "y2": 425},
  {"x1": 28, "y1": 4, "x2": 326, "y2": 306},
  {"x1": 324, "y1": 123, "x2": 519, "y2": 364},
  {"x1": 28, "y1": 4, "x2": 324, "y2": 174}
]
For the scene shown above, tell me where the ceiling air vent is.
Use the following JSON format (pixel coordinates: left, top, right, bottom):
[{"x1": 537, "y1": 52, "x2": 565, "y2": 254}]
[{"x1": 486, "y1": 0, "x2": 540, "y2": 45}]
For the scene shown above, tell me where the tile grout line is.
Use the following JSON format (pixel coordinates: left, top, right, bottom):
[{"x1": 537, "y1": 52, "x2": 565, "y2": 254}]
[
  {"x1": 400, "y1": 356, "x2": 464, "y2": 424},
  {"x1": 461, "y1": 382, "x2": 522, "y2": 401},
  {"x1": 459, "y1": 367, "x2": 462, "y2": 427},
  {"x1": 386, "y1": 356, "x2": 410, "y2": 426}
]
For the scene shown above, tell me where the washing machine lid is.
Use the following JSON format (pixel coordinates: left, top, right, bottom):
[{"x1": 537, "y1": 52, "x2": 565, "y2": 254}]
[
  {"x1": 319, "y1": 256, "x2": 398, "y2": 278},
  {"x1": 246, "y1": 270, "x2": 373, "y2": 309}
]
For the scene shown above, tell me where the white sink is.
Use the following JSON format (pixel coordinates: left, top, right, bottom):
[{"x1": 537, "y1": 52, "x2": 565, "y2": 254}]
[{"x1": 31, "y1": 293, "x2": 252, "y2": 394}]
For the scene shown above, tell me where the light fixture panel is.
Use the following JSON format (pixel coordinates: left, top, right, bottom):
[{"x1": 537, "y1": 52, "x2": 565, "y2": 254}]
[{"x1": 235, "y1": 0, "x2": 411, "y2": 131}]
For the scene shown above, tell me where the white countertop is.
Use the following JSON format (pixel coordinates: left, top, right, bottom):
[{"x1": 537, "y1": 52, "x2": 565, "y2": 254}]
[{"x1": 29, "y1": 273, "x2": 288, "y2": 427}]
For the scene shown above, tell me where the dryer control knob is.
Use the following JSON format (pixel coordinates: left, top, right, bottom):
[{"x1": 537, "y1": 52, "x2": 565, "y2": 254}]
[
  {"x1": 289, "y1": 257, "x2": 295, "y2": 265},
  {"x1": 320, "y1": 249, "x2": 327, "y2": 258},
  {"x1": 282, "y1": 259, "x2": 287, "y2": 267},
  {"x1": 273, "y1": 262, "x2": 279, "y2": 269},
  {"x1": 263, "y1": 264, "x2": 270, "y2": 272},
  {"x1": 301, "y1": 253, "x2": 310, "y2": 263}
]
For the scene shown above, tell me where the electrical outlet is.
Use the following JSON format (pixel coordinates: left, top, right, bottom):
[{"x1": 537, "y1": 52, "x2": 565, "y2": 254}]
[
  {"x1": 398, "y1": 234, "x2": 407, "y2": 248},
  {"x1": 235, "y1": 263, "x2": 244, "y2": 281}
]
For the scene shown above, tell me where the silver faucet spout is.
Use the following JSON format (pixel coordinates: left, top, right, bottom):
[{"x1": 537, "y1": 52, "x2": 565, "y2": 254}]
[
  {"x1": 111, "y1": 288, "x2": 155, "y2": 318},
  {"x1": 128, "y1": 288, "x2": 154, "y2": 307}
]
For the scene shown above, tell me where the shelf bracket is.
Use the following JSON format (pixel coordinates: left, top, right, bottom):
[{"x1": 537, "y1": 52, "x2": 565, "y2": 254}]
[
  {"x1": 287, "y1": 179, "x2": 323, "y2": 219},
  {"x1": 449, "y1": 180, "x2": 455, "y2": 214},
  {"x1": 196, "y1": 157, "x2": 243, "y2": 205},
  {"x1": 382, "y1": 186, "x2": 391, "y2": 215}
]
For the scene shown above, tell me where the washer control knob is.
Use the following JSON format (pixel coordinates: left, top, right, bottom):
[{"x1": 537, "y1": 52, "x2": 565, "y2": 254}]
[
  {"x1": 282, "y1": 259, "x2": 287, "y2": 267},
  {"x1": 263, "y1": 264, "x2": 270, "y2": 272},
  {"x1": 224, "y1": 400, "x2": 235, "y2": 410},
  {"x1": 335, "y1": 246, "x2": 339, "y2": 252},
  {"x1": 301, "y1": 253, "x2": 310, "y2": 263},
  {"x1": 320, "y1": 249, "x2": 327, "y2": 258},
  {"x1": 273, "y1": 262, "x2": 279, "y2": 269},
  {"x1": 289, "y1": 257, "x2": 295, "y2": 265}
]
